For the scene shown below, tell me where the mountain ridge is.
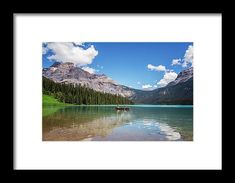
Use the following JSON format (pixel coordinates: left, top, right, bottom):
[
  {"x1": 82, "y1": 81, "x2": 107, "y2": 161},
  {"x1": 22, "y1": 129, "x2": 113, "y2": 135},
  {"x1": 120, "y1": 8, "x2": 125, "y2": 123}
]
[
  {"x1": 43, "y1": 62, "x2": 193, "y2": 104},
  {"x1": 131, "y1": 67, "x2": 193, "y2": 104},
  {"x1": 43, "y1": 62, "x2": 134, "y2": 97}
]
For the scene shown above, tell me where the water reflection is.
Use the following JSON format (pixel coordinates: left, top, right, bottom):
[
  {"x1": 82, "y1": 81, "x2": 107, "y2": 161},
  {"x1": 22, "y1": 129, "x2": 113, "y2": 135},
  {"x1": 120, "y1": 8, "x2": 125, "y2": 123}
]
[
  {"x1": 43, "y1": 107, "x2": 133, "y2": 140},
  {"x1": 43, "y1": 105, "x2": 193, "y2": 141}
]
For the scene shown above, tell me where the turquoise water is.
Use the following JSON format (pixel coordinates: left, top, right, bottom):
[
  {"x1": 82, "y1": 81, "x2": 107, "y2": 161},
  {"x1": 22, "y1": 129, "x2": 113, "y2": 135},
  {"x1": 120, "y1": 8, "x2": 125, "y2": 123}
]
[{"x1": 43, "y1": 105, "x2": 193, "y2": 141}]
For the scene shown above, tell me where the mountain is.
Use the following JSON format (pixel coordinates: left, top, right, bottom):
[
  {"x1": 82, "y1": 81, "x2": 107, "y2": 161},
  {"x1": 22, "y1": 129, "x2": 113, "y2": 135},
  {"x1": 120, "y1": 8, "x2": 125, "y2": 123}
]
[
  {"x1": 43, "y1": 62, "x2": 193, "y2": 104},
  {"x1": 131, "y1": 67, "x2": 193, "y2": 104},
  {"x1": 167, "y1": 67, "x2": 193, "y2": 87},
  {"x1": 43, "y1": 62, "x2": 134, "y2": 97}
]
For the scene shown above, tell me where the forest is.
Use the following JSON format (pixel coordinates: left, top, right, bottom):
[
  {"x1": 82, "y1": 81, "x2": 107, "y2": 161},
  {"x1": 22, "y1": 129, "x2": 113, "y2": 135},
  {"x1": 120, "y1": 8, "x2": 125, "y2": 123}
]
[{"x1": 43, "y1": 77, "x2": 134, "y2": 105}]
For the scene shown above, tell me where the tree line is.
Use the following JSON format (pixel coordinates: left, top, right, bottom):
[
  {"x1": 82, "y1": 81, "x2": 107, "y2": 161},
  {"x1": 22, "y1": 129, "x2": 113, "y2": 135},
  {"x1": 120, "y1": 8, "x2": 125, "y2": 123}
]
[{"x1": 43, "y1": 77, "x2": 134, "y2": 105}]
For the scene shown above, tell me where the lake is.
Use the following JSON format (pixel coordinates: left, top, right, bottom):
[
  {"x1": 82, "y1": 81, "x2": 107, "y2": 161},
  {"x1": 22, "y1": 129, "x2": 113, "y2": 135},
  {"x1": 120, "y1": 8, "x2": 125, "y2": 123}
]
[{"x1": 43, "y1": 105, "x2": 193, "y2": 141}]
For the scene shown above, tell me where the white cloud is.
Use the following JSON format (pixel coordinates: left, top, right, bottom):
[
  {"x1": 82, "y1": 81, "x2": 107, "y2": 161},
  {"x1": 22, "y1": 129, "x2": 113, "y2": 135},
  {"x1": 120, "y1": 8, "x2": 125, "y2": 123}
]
[
  {"x1": 171, "y1": 45, "x2": 193, "y2": 68},
  {"x1": 142, "y1": 84, "x2": 158, "y2": 90},
  {"x1": 157, "y1": 71, "x2": 177, "y2": 87},
  {"x1": 182, "y1": 61, "x2": 188, "y2": 68},
  {"x1": 142, "y1": 84, "x2": 152, "y2": 89},
  {"x1": 137, "y1": 81, "x2": 141, "y2": 85},
  {"x1": 45, "y1": 42, "x2": 98, "y2": 66},
  {"x1": 147, "y1": 64, "x2": 166, "y2": 72},
  {"x1": 171, "y1": 58, "x2": 181, "y2": 66},
  {"x1": 42, "y1": 46, "x2": 48, "y2": 55},
  {"x1": 183, "y1": 45, "x2": 193, "y2": 67},
  {"x1": 81, "y1": 66, "x2": 97, "y2": 74},
  {"x1": 74, "y1": 42, "x2": 84, "y2": 46}
]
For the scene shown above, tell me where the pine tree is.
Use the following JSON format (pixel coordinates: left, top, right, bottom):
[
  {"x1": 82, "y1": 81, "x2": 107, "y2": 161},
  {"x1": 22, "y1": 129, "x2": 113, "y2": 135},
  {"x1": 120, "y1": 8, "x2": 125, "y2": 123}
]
[{"x1": 42, "y1": 77, "x2": 134, "y2": 105}]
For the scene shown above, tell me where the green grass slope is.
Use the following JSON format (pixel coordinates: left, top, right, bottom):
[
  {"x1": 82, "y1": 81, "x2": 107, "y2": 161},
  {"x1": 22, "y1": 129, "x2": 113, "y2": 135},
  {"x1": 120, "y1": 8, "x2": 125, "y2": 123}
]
[
  {"x1": 43, "y1": 94, "x2": 66, "y2": 105},
  {"x1": 43, "y1": 94, "x2": 73, "y2": 117}
]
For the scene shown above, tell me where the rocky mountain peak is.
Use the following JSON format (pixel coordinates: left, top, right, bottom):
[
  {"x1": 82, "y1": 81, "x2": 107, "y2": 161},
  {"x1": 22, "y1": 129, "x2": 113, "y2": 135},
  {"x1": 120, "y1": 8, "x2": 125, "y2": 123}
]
[
  {"x1": 51, "y1": 62, "x2": 74, "y2": 69},
  {"x1": 43, "y1": 62, "x2": 134, "y2": 97},
  {"x1": 167, "y1": 67, "x2": 193, "y2": 87},
  {"x1": 176, "y1": 67, "x2": 193, "y2": 79},
  {"x1": 50, "y1": 61, "x2": 61, "y2": 68},
  {"x1": 42, "y1": 62, "x2": 193, "y2": 104}
]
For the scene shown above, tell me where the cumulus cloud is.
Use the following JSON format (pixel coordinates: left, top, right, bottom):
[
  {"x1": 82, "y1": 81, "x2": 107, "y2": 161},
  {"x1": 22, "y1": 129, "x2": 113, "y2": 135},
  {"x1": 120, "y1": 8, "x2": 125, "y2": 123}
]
[
  {"x1": 171, "y1": 58, "x2": 181, "y2": 66},
  {"x1": 142, "y1": 83, "x2": 158, "y2": 90},
  {"x1": 182, "y1": 45, "x2": 193, "y2": 67},
  {"x1": 147, "y1": 64, "x2": 166, "y2": 72},
  {"x1": 74, "y1": 42, "x2": 84, "y2": 46},
  {"x1": 171, "y1": 45, "x2": 193, "y2": 68},
  {"x1": 81, "y1": 66, "x2": 97, "y2": 74},
  {"x1": 157, "y1": 71, "x2": 177, "y2": 87},
  {"x1": 182, "y1": 61, "x2": 188, "y2": 68},
  {"x1": 146, "y1": 63, "x2": 177, "y2": 88},
  {"x1": 142, "y1": 84, "x2": 152, "y2": 89},
  {"x1": 45, "y1": 42, "x2": 98, "y2": 66},
  {"x1": 42, "y1": 46, "x2": 48, "y2": 55},
  {"x1": 137, "y1": 81, "x2": 141, "y2": 85}
]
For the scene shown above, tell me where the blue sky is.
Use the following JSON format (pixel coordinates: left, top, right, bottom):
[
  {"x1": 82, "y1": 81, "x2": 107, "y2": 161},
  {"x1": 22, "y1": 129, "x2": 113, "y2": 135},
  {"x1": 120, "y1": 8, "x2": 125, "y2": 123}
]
[{"x1": 43, "y1": 42, "x2": 193, "y2": 90}]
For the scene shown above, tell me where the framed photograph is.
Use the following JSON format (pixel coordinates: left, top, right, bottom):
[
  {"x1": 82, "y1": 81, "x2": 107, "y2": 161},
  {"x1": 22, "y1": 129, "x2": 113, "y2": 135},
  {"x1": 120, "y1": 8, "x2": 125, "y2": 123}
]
[
  {"x1": 14, "y1": 14, "x2": 222, "y2": 169},
  {"x1": 42, "y1": 42, "x2": 193, "y2": 141}
]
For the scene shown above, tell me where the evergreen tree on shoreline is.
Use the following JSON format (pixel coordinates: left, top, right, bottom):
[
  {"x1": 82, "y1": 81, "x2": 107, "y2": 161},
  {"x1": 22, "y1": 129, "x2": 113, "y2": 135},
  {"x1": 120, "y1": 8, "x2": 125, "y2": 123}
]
[{"x1": 43, "y1": 77, "x2": 134, "y2": 105}]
